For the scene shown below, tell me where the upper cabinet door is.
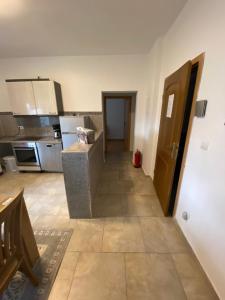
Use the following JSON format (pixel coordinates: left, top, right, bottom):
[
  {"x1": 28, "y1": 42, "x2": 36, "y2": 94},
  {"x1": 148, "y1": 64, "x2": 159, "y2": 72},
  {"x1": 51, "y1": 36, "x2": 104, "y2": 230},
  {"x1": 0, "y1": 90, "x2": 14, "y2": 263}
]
[
  {"x1": 32, "y1": 81, "x2": 58, "y2": 115},
  {"x1": 7, "y1": 82, "x2": 36, "y2": 115}
]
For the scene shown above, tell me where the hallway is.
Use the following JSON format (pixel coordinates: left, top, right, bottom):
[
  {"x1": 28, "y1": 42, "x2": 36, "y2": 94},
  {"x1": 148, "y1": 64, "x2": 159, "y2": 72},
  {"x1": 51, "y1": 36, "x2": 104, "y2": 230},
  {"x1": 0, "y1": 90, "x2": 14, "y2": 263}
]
[{"x1": 49, "y1": 152, "x2": 218, "y2": 300}]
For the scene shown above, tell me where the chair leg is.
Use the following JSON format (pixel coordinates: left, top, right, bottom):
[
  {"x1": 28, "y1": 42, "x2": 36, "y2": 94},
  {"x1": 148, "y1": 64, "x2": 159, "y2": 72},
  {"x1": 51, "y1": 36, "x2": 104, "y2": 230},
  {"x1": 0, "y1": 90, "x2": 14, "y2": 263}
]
[{"x1": 20, "y1": 256, "x2": 39, "y2": 286}]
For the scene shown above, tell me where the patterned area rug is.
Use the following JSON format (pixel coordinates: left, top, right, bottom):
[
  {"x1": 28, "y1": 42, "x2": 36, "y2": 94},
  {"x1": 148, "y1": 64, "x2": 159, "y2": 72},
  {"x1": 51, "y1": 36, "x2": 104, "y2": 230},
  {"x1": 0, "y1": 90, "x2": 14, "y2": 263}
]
[{"x1": 0, "y1": 228, "x2": 73, "y2": 300}]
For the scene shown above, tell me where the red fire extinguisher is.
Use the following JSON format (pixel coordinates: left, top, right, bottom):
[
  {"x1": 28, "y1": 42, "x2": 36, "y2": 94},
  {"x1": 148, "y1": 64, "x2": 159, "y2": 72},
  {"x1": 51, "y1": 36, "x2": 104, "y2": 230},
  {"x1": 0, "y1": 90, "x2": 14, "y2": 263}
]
[{"x1": 133, "y1": 149, "x2": 142, "y2": 168}]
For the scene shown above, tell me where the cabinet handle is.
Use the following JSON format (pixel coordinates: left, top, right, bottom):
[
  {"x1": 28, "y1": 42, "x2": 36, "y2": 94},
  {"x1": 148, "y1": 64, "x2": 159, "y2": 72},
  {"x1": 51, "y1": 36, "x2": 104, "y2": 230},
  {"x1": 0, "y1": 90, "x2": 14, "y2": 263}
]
[{"x1": 46, "y1": 144, "x2": 52, "y2": 147}]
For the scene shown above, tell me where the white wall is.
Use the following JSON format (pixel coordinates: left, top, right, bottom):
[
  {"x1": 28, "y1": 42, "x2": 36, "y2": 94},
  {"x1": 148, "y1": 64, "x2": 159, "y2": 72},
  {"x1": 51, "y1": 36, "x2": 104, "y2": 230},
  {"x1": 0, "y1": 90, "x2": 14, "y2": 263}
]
[
  {"x1": 106, "y1": 99, "x2": 125, "y2": 139},
  {"x1": 142, "y1": 38, "x2": 163, "y2": 176},
  {"x1": 143, "y1": 0, "x2": 225, "y2": 297},
  {"x1": 0, "y1": 55, "x2": 148, "y2": 150}
]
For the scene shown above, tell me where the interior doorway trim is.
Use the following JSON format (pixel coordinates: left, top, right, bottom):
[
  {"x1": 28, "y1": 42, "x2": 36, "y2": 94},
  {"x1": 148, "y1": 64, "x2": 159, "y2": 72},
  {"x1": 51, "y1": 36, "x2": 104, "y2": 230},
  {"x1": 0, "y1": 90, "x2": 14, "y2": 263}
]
[
  {"x1": 102, "y1": 91, "x2": 137, "y2": 153},
  {"x1": 173, "y1": 53, "x2": 205, "y2": 216}
]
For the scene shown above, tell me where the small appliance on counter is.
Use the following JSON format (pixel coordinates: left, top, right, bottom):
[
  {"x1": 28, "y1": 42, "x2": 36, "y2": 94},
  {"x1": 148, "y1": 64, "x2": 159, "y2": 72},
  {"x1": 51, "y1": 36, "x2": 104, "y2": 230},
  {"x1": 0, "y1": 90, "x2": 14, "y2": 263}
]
[
  {"x1": 77, "y1": 127, "x2": 95, "y2": 144},
  {"x1": 52, "y1": 124, "x2": 61, "y2": 139}
]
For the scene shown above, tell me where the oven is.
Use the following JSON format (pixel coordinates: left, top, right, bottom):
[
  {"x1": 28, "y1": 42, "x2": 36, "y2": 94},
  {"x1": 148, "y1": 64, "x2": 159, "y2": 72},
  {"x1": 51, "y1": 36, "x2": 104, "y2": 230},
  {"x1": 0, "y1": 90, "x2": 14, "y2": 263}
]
[{"x1": 12, "y1": 142, "x2": 41, "y2": 171}]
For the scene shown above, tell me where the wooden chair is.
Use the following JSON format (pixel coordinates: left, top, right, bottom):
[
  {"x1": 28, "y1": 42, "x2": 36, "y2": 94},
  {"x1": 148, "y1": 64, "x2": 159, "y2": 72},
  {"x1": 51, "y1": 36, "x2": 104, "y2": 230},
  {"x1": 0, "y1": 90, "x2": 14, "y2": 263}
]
[{"x1": 0, "y1": 189, "x2": 39, "y2": 294}]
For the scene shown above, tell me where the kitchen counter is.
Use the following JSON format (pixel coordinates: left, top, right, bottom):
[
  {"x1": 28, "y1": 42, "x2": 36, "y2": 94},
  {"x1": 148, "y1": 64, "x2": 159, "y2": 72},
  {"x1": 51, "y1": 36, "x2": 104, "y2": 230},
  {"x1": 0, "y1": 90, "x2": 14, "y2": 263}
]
[
  {"x1": 0, "y1": 136, "x2": 18, "y2": 143},
  {"x1": 62, "y1": 131, "x2": 104, "y2": 218},
  {"x1": 0, "y1": 136, "x2": 62, "y2": 144},
  {"x1": 62, "y1": 131, "x2": 102, "y2": 153},
  {"x1": 36, "y1": 137, "x2": 62, "y2": 143}
]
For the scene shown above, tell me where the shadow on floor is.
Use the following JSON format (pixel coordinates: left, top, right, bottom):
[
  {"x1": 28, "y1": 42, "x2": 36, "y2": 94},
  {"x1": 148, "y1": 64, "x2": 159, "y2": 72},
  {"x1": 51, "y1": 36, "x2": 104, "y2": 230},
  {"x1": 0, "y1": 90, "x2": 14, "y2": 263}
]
[{"x1": 92, "y1": 152, "x2": 163, "y2": 218}]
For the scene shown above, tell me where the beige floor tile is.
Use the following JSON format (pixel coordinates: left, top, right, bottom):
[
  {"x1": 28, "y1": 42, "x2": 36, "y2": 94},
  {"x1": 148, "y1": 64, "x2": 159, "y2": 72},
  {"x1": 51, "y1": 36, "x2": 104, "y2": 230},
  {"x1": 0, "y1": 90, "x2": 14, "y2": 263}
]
[
  {"x1": 161, "y1": 218, "x2": 190, "y2": 253},
  {"x1": 140, "y1": 217, "x2": 169, "y2": 252},
  {"x1": 102, "y1": 217, "x2": 145, "y2": 252},
  {"x1": 133, "y1": 177, "x2": 156, "y2": 195},
  {"x1": 67, "y1": 219, "x2": 104, "y2": 252},
  {"x1": 68, "y1": 252, "x2": 126, "y2": 300},
  {"x1": 140, "y1": 217, "x2": 190, "y2": 253},
  {"x1": 48, "y1": 278, "x2": 74, "y2": 300},
  {"x1": 1, "y1": 154, "x2": 216, "y2": 300},
  {"x1": 121, "y1": 194, "x2": 163, "y2": 217},
  {"x1": 172, "y1": 253, "x2": 219, "y2": 299},
  {"x1": 125, "y1": 253, "x2": 186, "y2": 300},
  {"x1": 56, "y1": 251, "x2": 80, "y2": 280},
  {"x1": 49, "y1": 252, "x2": 80, "y2": 300}
]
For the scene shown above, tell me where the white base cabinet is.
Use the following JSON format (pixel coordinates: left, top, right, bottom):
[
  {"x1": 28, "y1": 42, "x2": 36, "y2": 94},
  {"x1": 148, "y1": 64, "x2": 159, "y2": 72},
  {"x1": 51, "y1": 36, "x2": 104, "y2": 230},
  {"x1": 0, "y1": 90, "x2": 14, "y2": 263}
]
[{"x1": 37, "y1": 142, "x2": 63, "y2": 172}]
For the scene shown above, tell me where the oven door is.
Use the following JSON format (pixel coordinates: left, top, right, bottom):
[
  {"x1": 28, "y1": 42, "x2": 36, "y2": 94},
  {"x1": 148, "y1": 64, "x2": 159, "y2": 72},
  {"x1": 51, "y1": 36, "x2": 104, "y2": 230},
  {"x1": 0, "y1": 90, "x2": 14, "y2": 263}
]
[{"x1": 13, "y1": 145, "x2": 40, "y2": 166}]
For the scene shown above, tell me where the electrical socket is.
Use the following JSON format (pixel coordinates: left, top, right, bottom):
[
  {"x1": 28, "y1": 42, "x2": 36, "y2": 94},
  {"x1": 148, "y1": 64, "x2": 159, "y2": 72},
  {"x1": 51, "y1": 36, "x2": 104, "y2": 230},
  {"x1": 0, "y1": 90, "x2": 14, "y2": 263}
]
[{"x1": 182, "y1": 211, "x2": 189, "y2": 221}]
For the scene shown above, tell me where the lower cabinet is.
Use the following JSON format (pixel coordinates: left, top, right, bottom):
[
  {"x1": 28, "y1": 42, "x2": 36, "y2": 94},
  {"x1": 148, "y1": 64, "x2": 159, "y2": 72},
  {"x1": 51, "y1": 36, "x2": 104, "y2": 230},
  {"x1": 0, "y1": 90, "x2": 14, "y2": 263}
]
[{"x1": 37, "y1": 142, "x2": 63, "y2": 172}]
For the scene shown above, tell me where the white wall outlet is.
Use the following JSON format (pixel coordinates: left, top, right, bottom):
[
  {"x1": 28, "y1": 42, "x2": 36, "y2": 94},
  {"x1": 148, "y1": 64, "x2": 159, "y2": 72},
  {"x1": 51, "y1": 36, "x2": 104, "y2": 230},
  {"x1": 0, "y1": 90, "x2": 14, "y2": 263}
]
[{"x1": 200, "y1": 141, "x2": 209, "y2": 151}]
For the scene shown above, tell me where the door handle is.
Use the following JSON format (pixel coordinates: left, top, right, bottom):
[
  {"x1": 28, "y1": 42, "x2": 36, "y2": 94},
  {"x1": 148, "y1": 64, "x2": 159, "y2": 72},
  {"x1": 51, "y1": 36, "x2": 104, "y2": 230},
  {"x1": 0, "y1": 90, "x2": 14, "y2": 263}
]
[{"x1": 171, "y1": 142, "x2": 179, "y2": 160}]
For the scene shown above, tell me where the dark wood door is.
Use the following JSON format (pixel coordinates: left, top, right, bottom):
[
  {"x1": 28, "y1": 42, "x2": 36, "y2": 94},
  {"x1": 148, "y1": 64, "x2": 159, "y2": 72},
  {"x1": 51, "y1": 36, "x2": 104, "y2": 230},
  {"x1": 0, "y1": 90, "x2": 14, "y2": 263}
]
[{"x1": 153, "y1": 61, "x2": 192, "y2": 215}]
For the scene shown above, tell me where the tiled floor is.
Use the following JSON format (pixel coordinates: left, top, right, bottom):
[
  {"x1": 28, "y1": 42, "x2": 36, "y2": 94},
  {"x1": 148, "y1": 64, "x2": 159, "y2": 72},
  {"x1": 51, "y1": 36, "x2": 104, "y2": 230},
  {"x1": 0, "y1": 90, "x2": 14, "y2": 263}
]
[{"x1": 0, "y1": 152, "x2": 218, "y2": 299}]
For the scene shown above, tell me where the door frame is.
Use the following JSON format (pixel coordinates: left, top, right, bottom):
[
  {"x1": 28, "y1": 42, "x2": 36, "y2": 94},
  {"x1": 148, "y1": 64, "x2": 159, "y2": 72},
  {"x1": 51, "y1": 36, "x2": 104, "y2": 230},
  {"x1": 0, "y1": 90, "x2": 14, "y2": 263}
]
[
  {"x1": 102, "y1": 95, "x2": 132, "y2": 153},
  {"x1": 172, "y1": 53, "x2": 205, "y2": 216}
]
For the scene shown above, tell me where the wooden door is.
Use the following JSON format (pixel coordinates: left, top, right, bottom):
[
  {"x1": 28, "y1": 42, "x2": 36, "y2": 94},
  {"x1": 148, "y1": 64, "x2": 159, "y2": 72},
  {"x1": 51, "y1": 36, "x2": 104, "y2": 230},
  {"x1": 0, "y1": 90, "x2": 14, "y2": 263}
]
[{"x1": 153, "y1": 61, "x2": 192, "y2": 215}]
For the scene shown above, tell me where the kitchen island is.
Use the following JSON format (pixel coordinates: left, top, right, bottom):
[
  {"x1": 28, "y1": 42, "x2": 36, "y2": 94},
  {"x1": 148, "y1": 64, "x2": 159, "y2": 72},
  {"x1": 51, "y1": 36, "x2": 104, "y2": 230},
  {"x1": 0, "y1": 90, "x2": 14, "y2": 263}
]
[{"x1": 62, "y1": 131, "x2": 104, "y2": 218}]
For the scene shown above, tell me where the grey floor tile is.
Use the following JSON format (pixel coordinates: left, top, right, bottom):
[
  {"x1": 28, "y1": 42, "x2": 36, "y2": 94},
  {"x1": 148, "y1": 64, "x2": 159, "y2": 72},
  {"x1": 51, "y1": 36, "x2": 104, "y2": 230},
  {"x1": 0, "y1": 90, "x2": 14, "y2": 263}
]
[
  {"x1": 140, "y1": 217, "x2": 169, "y2": 253},
  {"x1": 172, "y1": 253, "x2": 219, "y2": 299},
  {"x1": 68, "y1": 252, "x2": 126, "y2": 300},
  {"x1": 125, "y1": 253, "x2": 187, "y2": 300},
  {"x1": 160, "y1": 218, "x2": 191, "y2": 253},
  {"x1": 49, "y1": 252, "x2": 79, "y2": 300},
  {"x1": 92, "y1": 194, "x2": 123, "y2": 217},
  {"x1": 67, "y1": 219, "x2": 104, "y2": 252},
  {"x1": 121, "y1": 194, "x2": 163, "y2": 217},
  {"x1": 140, "y1": 217, "x2": 190, "y2": 253},
  {"x1": 102, "y1": 217, "x2": 145, "y2": 252},
  {"x1": 1, "y1": 152, "x2": 217, "y2": 300}
]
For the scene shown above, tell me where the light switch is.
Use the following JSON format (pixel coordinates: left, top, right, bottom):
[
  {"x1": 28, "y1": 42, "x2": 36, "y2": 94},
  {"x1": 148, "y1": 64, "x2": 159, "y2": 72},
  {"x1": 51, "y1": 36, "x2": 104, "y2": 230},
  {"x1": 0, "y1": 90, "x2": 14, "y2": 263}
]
[
  {"x1": 195, "y1": 100, "x2": 207, "y2": 118},
  {"x1": 200, "y1": 141, "x2": 209, "y2": 151}
]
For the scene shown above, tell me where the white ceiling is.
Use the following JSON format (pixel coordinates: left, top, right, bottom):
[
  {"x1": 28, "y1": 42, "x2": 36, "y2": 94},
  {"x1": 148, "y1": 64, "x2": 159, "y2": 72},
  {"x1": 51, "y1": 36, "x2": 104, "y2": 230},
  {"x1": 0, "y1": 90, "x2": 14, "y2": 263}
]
[{"x1": 0, "y1": 0, "x2": 187, "y2": 58}]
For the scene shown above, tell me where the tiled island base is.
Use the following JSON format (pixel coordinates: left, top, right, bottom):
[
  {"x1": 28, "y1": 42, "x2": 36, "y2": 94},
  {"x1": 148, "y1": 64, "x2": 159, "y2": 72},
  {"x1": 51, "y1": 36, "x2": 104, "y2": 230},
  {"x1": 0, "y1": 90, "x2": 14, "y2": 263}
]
[{"x1": 62, "y1": 132, "x2": 104, "y2": 218}]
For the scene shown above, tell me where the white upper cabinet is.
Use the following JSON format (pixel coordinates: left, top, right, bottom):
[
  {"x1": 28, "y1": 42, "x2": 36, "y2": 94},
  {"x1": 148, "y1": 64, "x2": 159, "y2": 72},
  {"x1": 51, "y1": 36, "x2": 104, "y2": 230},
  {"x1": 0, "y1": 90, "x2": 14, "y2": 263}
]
[
  {"x1": 0, "y1": 83, "x2": 12, "y2": 112},
  {"x1": 32, "y1": 81, "x2": 58, "y2": 115},
  {"x1": 7, "y1": 81, "x2": 36, "y2": 115},
  {"x1": 6, "y1": 80, "x2": 62, "y2": 115}
]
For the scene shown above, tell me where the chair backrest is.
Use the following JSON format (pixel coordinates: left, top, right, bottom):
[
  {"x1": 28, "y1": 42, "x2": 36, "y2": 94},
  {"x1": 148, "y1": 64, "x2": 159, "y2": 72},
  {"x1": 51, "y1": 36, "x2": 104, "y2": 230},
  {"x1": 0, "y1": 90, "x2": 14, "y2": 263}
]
[{"x1": 0, "y1": 190, "x2": 24, "y2": 274}]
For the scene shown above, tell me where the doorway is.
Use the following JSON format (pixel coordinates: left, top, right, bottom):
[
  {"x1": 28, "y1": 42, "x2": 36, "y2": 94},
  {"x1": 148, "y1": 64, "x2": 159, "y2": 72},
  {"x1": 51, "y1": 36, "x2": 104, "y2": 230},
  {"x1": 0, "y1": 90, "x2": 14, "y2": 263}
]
[
  {"x1": 102, "y1": 94, "x2": 135, "y2": 153},
  {"x1": 153, "y1": 54, "x2": 204, "y2": 216}
]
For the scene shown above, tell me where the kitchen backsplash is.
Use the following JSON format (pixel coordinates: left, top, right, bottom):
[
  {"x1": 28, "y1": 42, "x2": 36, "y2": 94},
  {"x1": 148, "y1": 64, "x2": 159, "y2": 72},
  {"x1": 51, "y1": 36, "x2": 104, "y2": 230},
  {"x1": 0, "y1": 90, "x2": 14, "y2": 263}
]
[
  {"x1": 0, "y1": 113, "x2": 18, "y2": 137},
  {"x1": 16, "y1": 115, "x2": 59, "y2": 137},
  {"x1": 63, "y1": 112, "x2": 103, "y2": 132},
  {"x1": 0, "y1": 112, "x2": 103, "y2": 138}
]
